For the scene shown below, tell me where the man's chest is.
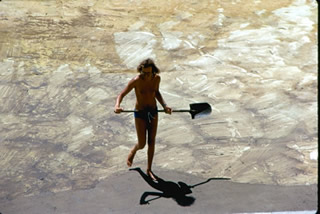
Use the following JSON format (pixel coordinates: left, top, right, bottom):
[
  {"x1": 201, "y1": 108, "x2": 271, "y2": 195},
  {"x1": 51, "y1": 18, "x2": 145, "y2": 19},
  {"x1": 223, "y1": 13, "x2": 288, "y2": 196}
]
[{"x1": 136, "y1": 81, "x2": 156, "y2": 95}]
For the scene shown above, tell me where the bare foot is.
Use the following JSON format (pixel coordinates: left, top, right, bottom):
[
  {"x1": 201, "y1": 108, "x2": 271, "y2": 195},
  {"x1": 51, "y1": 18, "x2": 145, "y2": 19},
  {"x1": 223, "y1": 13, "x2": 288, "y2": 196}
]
[
  {"x1": 127, "y1": 150, "x2": 135, "y2": 167},
  {"x1": 147, "y1": 169, "x2": 158, "y2": 181}
]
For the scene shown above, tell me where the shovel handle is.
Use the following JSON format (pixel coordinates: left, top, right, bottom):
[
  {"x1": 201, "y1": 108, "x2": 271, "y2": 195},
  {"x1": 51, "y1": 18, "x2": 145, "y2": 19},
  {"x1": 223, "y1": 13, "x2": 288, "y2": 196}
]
[
  {"x1": 120, "y1": 109, "x2": 192, "y2": 113},
  {"x1": 158, "y1": 109, "x2": 191, "y2": 113}
]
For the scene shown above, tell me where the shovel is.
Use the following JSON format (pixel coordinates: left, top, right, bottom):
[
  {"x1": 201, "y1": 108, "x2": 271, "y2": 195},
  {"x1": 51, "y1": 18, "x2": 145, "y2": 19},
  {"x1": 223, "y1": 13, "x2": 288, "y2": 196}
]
[{"x1": 121, "y1": 102, "x2": 212, "y2": 119}]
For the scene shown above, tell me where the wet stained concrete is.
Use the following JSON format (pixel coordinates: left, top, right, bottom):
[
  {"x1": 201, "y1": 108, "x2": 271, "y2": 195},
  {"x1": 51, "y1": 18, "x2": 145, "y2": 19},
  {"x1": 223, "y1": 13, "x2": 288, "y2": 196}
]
[{"x1": 0, "y1": 0, "x2": 318, "y2": 211}]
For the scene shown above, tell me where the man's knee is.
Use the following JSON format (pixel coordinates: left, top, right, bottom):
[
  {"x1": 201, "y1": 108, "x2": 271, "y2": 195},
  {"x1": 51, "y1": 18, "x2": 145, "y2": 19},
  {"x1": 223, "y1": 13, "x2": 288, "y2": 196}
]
[
  {"x1": 147, "y1": 139, "x2": 155, "y2": 146},
  {"x1": 137, "y1": 142, "x2": 146, "y2": 150}
]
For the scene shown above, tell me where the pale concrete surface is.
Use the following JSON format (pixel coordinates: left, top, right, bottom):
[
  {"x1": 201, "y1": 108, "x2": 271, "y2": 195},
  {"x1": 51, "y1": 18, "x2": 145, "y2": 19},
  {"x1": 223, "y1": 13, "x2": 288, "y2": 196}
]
[{"x1": 0, "y1": 168, "x2": 317, "y2": 214}]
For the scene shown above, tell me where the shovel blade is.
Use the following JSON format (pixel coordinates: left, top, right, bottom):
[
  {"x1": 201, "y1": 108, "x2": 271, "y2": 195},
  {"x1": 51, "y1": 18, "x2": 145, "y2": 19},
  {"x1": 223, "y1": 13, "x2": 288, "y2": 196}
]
[{"x1": 190, "y1": 103, "x2": 212, "y2": 119}]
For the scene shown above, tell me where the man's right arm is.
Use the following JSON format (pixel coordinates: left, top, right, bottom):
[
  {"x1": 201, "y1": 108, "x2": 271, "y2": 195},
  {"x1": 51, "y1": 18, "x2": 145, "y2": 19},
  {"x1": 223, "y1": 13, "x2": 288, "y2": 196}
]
[{"x1": 114, "y1": 77, "x2": 136, "y2": 113}]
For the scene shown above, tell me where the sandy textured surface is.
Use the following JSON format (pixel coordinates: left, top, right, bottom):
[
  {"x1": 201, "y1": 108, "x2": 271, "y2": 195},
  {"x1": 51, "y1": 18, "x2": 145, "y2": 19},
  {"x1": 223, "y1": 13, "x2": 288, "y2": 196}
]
[{"x1": 0, "y1": 0, "x2": 318, "y2": 210}]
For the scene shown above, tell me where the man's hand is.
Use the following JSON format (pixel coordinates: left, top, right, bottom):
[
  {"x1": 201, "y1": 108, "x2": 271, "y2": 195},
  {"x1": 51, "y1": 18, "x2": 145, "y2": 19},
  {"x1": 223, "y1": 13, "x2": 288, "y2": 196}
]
[
  {"x1": 114, "y1": 106, "x2": 123, "y2": 114},
  {"x1": 164, "y1": 106, "x2": 172, "y2": 114}
]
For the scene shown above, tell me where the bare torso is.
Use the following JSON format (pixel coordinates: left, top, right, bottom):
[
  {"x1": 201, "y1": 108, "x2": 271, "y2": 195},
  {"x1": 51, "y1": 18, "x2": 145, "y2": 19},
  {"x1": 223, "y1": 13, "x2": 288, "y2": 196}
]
[{"x1": 134, "y1": 74, "x2": 160, "y2": 110}]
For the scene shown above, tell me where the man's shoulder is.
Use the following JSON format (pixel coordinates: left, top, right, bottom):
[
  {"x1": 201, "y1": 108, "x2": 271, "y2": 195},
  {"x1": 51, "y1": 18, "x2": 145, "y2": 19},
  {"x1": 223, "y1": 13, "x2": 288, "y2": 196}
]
[
  {"x1": 127, "y1": 75, "x2": 140, "y2": 87},
  {"x1": 133, "y1": 75, "x2": 140, "y2": 81},
  {"x1": 154, "y1": 74, "x2": 161, "y2": 81},
  {"x1": 130, "y1": 75, "x2": 141, "y2": 82}
]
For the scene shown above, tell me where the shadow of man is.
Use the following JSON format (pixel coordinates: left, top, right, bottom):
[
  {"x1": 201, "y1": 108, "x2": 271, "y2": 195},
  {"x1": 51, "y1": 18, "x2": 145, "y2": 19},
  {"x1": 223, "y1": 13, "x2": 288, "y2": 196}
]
[{"x1": 130, "y1": 167, "x2": 230, "y2": 206}]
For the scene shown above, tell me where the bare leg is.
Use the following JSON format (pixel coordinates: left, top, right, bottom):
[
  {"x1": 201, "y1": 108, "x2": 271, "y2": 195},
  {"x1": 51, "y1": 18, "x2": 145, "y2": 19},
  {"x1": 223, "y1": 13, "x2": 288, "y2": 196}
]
[
  {"x1": 127, "y1": 145, "x2": 138, "y2": 167},
  {"x1": 146, "y1": 115, "x2": 158, "y2": 180},
  {"x1": 127, "y1": 118, "x2": 147, "y2": 167}
]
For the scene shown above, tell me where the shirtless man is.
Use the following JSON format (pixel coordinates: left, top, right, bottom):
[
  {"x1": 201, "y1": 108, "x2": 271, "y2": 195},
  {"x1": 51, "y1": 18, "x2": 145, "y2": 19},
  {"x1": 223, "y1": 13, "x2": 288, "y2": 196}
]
[{"x1": 114, "y1": 59, "x2": 172, "y2": 180}]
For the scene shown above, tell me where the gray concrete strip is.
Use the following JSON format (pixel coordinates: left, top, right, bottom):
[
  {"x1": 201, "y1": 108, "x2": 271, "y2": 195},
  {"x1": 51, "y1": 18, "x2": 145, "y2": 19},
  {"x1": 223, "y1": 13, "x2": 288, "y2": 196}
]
[
  {"x1": 0, "y1": 168, "x2": 317, "y2": 214},
  {"x1": 235, "y1": 211, "x2": 317, "y2": 214}
]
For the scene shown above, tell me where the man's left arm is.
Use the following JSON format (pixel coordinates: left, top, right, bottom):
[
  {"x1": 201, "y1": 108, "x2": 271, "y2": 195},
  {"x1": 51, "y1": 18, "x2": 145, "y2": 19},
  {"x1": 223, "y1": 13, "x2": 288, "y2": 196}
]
[{"x1": 155, "y1": 76, "x2": 171, "y2": 114}]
